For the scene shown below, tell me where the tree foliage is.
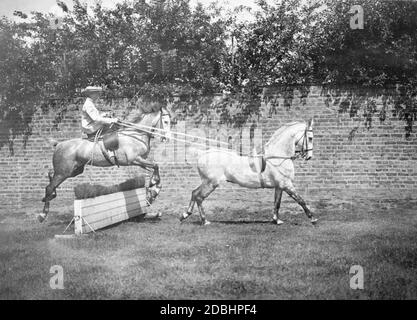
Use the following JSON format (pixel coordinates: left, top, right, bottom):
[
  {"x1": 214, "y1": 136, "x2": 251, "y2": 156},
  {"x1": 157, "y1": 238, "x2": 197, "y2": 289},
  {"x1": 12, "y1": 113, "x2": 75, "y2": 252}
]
[{"x1": 1, "y1": 0, "x2": 416, "y2": 152}]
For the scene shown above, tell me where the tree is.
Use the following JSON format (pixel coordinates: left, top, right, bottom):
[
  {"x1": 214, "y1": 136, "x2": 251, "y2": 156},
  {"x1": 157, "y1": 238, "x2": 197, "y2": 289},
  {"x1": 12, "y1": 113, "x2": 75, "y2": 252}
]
[
  {"x1": 0, "y1": 0, "x2": 230, "y2": 152},
  {"x1": 311, "y1": 0, "x2": 417, "y2": 135},
  {"x1": 227, "y1": 0, "x2": 417, "y2": 135},
  {"x1": 1, "y1": 0, "x2": 416, "y2": 153}
]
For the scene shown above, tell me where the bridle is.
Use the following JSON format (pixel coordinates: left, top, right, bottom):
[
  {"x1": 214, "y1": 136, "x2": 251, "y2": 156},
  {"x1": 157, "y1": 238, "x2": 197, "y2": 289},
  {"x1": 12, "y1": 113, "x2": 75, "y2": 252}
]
[
  {"x1": 155, "y1": 108, "x2": 171, "y2": 140},
  {"x1": 296, "y1": 128, "x2": 313, "y2": 159},
  {"x1": 264, "y1": 128, "x2": 313, "y2": 162}
]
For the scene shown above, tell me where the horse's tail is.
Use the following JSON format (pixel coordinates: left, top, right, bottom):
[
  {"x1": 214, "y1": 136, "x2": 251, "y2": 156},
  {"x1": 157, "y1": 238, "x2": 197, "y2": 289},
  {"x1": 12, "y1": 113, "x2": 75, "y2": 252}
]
[
  {"x1": 45, "y1": 137, "x2": 59, "y2": 148},
  {"x1": 186, "y1": 146, "x2": 206, "y2": 160}
]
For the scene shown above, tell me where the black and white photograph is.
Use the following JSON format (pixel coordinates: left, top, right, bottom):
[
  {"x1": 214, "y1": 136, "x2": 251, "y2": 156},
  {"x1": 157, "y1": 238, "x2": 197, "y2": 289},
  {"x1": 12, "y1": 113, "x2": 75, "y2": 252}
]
[{"x1": 0, "y1": 0, "x2": 416, "y2": 303}]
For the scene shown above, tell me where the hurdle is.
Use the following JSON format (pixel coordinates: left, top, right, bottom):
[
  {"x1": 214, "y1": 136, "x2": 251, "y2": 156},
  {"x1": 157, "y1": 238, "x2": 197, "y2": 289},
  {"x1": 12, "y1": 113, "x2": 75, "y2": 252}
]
[
  {"x1": 55, "y1": 176, "x2": 153, "y2": 237},
  {"x1": 73, "y1": 187, "x2": 149, "y2": 234}
]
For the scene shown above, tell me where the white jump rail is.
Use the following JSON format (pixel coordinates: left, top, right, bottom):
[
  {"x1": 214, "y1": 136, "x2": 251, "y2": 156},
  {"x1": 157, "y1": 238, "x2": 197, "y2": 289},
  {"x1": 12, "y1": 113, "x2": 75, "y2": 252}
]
[{"x1": 73, "y1": 188, "x2": 149, "y2": 234}]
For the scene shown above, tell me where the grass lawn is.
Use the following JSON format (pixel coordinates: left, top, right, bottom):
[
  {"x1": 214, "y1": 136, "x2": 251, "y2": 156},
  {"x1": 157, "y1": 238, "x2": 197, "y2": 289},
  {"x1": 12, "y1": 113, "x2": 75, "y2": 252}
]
[{"x1": 1, "y1": 195, "x2": 417, "y2": 299}]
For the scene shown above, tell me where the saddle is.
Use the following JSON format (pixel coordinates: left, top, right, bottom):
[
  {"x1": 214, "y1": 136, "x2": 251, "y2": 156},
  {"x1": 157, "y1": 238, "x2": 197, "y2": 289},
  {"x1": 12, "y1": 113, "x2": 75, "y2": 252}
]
[{"x1": 102, "y1": 131, "x2": 119, "y2": 151}]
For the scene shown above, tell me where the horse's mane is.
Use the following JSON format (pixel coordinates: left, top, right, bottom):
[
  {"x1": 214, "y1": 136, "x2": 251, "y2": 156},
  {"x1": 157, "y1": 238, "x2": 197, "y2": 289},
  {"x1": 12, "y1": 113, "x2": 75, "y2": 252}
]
[{"x1": 265, "y1": 121, "x2": 305, "y2": 148}]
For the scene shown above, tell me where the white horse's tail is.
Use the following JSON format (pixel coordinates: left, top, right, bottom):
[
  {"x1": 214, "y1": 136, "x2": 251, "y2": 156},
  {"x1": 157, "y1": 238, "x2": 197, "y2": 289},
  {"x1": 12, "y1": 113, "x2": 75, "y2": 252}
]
[
  {"x1": 45, "y1": 137, "x2": 59, "y2": 148},
  {"x1": 186, "y1": 146, "x2": 206, "y2": 159}
]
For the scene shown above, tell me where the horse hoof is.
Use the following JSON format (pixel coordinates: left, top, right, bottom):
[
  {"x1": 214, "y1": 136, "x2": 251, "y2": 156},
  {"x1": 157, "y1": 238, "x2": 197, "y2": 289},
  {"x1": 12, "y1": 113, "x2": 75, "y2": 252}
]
[
  {"x1": 38, "y1": 213, "x2": 47, "y2": 223},
  {"x1": 311, "y1": 218, "x2": 318, "y2": 225},
  {"x1": 272, "y1": 218, "x2": 284, "y2": 225},
  {"x1": 179, "y1": 212, "x2": 188, "y2": 222},
  {"x1": 203, "y1": 220, "x2": 211, "y2": 226}
]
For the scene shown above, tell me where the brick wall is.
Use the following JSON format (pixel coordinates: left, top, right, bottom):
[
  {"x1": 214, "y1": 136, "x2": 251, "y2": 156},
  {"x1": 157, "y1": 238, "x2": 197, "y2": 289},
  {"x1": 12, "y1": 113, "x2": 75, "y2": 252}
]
[{"x1": 1, "y1": 86, "x2": 416, "y2": 210}]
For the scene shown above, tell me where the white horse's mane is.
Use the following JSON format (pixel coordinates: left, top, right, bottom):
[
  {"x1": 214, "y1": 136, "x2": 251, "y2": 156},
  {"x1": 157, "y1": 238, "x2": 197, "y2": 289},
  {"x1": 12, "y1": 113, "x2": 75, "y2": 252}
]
[{"x1": 264, "y1": 121, "x2": 306, "y2": 148}]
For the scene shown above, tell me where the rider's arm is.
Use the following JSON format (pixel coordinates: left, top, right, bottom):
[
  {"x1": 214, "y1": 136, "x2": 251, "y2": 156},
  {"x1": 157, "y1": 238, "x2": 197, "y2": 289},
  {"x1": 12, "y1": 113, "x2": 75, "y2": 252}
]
[{"x1": 83, "y1": 101, "x2": 117, "y2": 124}]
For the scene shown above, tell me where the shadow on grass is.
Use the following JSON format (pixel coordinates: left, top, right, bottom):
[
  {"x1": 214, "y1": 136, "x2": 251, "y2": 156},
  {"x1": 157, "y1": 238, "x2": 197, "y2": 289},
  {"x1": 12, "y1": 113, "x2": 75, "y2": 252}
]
[
  {"x1": 186, "y1": 219, "x2": 302, "y2": 226},
  {"x1": 97, "y1": 214, "x2": 162, "y2": 231},
  {"x1": 130, "y1": 215, "x2": 162, "y2": 224}
]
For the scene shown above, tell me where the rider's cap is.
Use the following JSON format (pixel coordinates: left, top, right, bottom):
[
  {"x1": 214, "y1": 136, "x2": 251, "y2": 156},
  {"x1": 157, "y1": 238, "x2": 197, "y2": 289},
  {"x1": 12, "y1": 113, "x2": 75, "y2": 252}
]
[{"x1": 82, "y1": 86, "x2": 103, "y2": 95}]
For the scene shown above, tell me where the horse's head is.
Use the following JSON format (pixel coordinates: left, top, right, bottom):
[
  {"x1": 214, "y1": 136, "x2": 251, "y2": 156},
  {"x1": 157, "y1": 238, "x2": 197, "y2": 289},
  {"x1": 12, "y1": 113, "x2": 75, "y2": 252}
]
[
  {"x1": 295, "y1": 119, "x2": 314, "y2": 160},
  {"x1": 154, "y1": 106, "x2": 171, "y2": 142}
]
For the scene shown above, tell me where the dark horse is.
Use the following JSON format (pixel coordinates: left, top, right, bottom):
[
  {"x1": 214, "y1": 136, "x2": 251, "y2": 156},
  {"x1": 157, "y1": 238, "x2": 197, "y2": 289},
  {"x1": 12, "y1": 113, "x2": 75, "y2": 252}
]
[{"x1": 39, "y1": 107, "x2": 171, "y2": 222}]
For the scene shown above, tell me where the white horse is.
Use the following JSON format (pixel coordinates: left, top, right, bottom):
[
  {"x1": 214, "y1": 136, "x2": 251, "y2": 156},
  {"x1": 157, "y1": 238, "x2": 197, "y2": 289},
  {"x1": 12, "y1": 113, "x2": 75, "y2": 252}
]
[{"x1": 180, "y1": 120, "x2": 317, "y2": 225}]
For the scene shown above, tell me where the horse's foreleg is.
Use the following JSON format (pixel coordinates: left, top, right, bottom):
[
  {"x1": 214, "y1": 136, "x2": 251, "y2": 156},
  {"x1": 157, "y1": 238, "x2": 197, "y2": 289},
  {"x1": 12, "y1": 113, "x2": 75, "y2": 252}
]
[
  {"x1": 283, "y1": 184, "x2": 317, "y2": 224},
  {"x1": 132, "y1": 157, "x2": 159, "y2": 185},
  {"x1": 150, "y1": 163, "x2": 160, "y2": 187},
  {"x1": 273, "y1": 187, "x2": 284, "y2": 225},
  {"x1": 132, "y1": 157, "x2": 161, "y2": 202}
]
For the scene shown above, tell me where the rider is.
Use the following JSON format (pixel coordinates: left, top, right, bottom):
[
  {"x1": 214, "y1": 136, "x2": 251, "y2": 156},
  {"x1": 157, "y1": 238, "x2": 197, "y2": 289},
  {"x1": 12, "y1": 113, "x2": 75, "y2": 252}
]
[{"x1": 81, "y1": 86, "x2": 119, "y2": 138}]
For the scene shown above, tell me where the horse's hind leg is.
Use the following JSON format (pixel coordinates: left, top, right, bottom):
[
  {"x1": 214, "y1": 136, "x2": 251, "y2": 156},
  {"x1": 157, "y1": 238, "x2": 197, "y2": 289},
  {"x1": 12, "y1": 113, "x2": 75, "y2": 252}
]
[
  {"x1": 196, "y1": 182, "x2": 217, "y2": 225},
  {"x1": 180, "y1": 182, "x2": 217, "y2": 225},
  {"x1": 39, "y1": 165, "x2": 84, "y2": 223},
  {"x1": 283, "y1": 184, "x2": 317, "y2": 225},
  {"x1": 180, "y1": 185, "x2": 200, "y2": 221},
  {"x1": 39, "y1": 172, "x2": 68, "y2": 222},
  {"x1": 180, "y1": 197, "x2": 196, "y2": 221}
]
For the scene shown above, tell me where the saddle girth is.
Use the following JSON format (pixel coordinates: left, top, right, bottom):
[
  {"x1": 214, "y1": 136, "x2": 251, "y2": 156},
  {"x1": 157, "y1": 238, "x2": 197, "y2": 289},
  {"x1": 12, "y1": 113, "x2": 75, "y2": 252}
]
[
  {"x1": 248, "y1": 156, "x2": 267, "y2": 173},
  {"x1": 248, "y1": 155, "x2": 267, "y2": 188}
]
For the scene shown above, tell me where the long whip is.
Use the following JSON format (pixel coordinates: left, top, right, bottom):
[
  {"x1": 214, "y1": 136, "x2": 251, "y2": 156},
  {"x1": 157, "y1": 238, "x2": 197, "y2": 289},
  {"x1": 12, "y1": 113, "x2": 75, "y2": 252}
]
[
  {"x1": 118, "y1": 120, "x2": 230, "y2": 147},
  {"x1": 118, "y1": 120, "x2": 234, "y2": 152}
]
